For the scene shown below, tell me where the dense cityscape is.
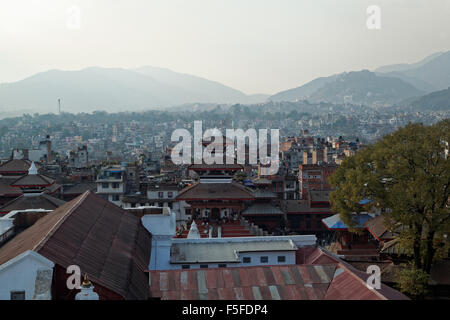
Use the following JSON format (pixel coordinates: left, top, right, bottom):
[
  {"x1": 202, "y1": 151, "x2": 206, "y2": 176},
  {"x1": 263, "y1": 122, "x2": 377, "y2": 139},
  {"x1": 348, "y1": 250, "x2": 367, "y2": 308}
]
[{"x1": 0, "y1": 1, "x2": 449, "y2": 310}]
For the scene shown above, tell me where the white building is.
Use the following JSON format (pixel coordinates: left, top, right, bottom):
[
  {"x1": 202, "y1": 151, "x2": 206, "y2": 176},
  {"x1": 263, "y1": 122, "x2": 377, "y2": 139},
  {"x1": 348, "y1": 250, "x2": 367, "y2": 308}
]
[
  {"x1": 141, "y1": 207, "x2": 317, "y2": 271},
  {"x1": 146, "y1": 183, "x2": 190, "y2": 225},
  {"x1": 0, "y1": 250, "x2": 54, "y2": 300},
  {"x1": 96, "y1": 165, "x2": 126, "y2": 206}
]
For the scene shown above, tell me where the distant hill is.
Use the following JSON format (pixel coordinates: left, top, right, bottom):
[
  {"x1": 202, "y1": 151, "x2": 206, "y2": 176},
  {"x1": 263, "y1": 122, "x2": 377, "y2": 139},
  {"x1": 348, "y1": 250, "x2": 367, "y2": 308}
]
[
  {"x1": 270, "y1": 70, "x2": 423, "y2": 106},
  {"x1": 133, "y1": 66, "x2": 268, "y2": 104},
  {"x1": 376, "y1": 51, "x2": 450, "y2": 93},
  {"x1": 269, "y1": 75, "x2": 338, "y2": 102},
  {"x1": 409, "y1": 87, "x2": 450, "y2": 111},
  {"x1": 374, "y1": 52, "x2": 443, "y2": 73},
  {"x1": 0, "y1": 67, "x2": 268, "y2": 113}
]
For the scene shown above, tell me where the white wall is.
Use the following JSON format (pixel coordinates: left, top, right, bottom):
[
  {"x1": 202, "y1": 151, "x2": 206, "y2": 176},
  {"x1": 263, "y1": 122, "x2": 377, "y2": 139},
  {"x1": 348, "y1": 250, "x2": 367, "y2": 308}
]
[
  {"x1": 173, "y1": 250, "x2": 295, "y2": 270},
  {"x1": 96, "y1": 182, "x2": 124, "y2": 193},
  {"x1": 141, "y1": 209, "x2": 176, "y2": 271},
  {"x1": 0, "y1": 251, "x2": 54, "y2": 300}
]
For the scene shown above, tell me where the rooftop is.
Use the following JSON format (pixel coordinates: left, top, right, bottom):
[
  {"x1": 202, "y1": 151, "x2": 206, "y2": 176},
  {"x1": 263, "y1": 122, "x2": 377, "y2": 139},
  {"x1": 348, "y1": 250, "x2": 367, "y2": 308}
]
[
  {"x1": 0, "y1": 190, "x2": 152, "y2": 300},
  {"x1": 149, "y1": 247, "x2": 409, "y2": 300},
  {"x1": 170, "y1": 240, "x2": 297, "y2": 264},
  {"x1": 176, "y1": 181, "x2": 254, "y2": 201},
  {"x1": 0, "y1": 193, "x2": 65, "y2": 214}
]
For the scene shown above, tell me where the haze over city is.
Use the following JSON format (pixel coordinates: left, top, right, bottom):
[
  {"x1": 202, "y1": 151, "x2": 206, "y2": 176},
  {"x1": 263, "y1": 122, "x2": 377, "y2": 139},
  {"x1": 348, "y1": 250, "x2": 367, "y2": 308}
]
[{"x1": 1, "y1": 0, "x2": 450, "y2": 95}]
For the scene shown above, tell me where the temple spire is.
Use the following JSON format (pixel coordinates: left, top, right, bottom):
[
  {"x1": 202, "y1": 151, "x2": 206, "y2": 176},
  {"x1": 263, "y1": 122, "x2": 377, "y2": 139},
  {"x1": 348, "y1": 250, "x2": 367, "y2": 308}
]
[
  {"x1": 28, "y1": 161, "x2": 38, "y2": 175},
  {"x1": 75, "y1": 273, "x2": 99, "y2": 300},
  {"x1": 187, "y1": 220, "x2": 201, "y2": 239}
]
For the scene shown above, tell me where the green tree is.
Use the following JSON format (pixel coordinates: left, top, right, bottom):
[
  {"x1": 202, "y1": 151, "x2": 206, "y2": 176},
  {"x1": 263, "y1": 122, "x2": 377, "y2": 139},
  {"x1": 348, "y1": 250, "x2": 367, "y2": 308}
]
[{"x1": 330, "y1": 120, "x2": 450, "y2": 292}]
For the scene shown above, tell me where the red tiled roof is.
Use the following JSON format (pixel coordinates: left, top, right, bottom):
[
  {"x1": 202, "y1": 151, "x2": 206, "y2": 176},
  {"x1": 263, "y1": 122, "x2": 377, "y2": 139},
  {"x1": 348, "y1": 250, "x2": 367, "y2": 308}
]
[
  {"x1": 0, "y1": 191, "x2": 152, "y2": 300},
  {"x1": 0, "y1": 178, "x2": 22, "y2": 196},
  {"x1": 176, "y1": 182, "x2": 254, "y2": 201},
  {"x1": 365, "y1": 215, "x2": 396, "y2": 241},
  {"x1": 10, "y1": 173, "x2": 55, "y2": 188},
  {"x1": 0, "y1": 159, "x2": 38, "y2": 174}
]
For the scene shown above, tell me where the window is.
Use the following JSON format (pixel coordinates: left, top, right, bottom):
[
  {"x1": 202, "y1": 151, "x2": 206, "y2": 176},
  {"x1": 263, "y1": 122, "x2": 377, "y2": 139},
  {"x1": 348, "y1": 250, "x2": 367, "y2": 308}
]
[
  {"x1": 200, "y1": 264, "x2": 208, "y2": 269},
  {"x1": 158, "y1": 192, "x2": 164, "y2": 198},
  {"x1": 218, "y1": 264, "x2": 227, "y2": 268},
  {"x1": 260, "y1": 256, "x2": 269, "y2": 263},
  {"x1": 168, "y1": 192, "x2": 173, "y2": 198},
  {"x1": 102, "y1": 183, "x2": 109, "y2": 189},
  {"x1": 112, "y1": 195, "x2": 120, "y2": 201},
  {"x1": 182, "y1": 265, "x2": 190, "y2": 269},
  {"x1": 10, "y1": 291, "x2": 25, "y2": 300},
  {"x1": 112, "y1": 182, "x2": 120, "y2": 189},
  {"x1": 277, "y1": 256, "x2": 286, "y2": 263},
  {"x1": 243, "y1": 257, "x2": 251, "y2": 264}
]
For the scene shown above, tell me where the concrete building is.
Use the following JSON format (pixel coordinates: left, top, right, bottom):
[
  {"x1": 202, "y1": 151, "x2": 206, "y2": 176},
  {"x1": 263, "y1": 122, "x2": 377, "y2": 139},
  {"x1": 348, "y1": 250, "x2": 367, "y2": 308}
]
[
  {"x1": 96, "y1": 165, "x2": 126, "y2": 206},
  {"x1": 141, "y1": 207, "x2": 316, "y2": 271}
]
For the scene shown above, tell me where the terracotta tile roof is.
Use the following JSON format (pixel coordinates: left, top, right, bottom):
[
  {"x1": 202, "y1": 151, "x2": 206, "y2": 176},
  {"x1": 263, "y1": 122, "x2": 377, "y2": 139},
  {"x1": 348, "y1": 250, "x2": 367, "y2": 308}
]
[
  {"x1": 176, "y1": 182, "x2": 254, "y2": 201},
  {"x1": 364, "y1": 215, "x2": 396, "y2": 241},
  {"x1": 0, "y1": 178, "x2": 22, "y2": 196},
  {"x1": 0, "y1": 193, "x2": 66, "y2": 213},
  {"x1": 10, "y1": 173, "x2": 55, "y2": 187},
  {"x1": 0, "y1": 159, "x2": 39, "y2": 174},
  {"x1": 0, "y1": 191, "x2": 152, "y2": 300}
]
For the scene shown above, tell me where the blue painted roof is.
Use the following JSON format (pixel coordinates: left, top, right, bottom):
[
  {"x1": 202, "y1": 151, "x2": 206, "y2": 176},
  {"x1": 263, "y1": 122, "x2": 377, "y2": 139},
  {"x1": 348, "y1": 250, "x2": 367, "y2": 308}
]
[
  {"x1": 322, "y1": 213, "x2": 373, "y2": 230},
  {"x1": 359, "y1": 199, "x2": 372, "y2": 205}
]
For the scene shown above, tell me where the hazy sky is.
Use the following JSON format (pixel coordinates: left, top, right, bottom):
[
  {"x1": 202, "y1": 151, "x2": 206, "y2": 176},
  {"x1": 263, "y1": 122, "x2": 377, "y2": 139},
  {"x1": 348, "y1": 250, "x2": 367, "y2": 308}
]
[{"x1": 1, "y1": 0, "x2": 450, "y2": 94}]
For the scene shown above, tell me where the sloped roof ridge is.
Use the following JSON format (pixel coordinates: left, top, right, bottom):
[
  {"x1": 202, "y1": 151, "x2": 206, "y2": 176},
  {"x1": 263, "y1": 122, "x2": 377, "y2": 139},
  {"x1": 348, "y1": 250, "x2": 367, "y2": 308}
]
[{"x1": 33, "y1": 191, "x2": 91, "y2": 251}]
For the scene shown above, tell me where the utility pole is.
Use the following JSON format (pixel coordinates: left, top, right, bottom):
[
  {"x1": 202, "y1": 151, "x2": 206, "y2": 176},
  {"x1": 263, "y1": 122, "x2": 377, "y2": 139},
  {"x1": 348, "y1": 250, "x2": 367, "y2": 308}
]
[{"x1": 58, "y1": 98, "x2": 61, "y2": 114}]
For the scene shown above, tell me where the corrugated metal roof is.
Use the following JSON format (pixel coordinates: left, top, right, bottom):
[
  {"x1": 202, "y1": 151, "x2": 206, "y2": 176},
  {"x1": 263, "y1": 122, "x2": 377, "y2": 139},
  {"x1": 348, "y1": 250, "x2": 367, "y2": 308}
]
[
  {"x1": 149, "y1": 247, "x2": 410, "y2": 300},
  {"x1": 149, "y1": 264, "x2": 337, "y2": 300},
  {"x1": 0, "y1": 190, "x2": 152, "y2": 300}
]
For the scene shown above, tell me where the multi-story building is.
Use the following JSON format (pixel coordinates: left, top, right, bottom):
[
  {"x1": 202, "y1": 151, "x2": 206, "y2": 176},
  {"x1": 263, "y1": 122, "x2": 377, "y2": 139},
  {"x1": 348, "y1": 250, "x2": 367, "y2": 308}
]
[
  {"x1": 95, "y1": 165, "x2": 126, "y2": 206},
  {"x1": 298, "y1": 163, "x2": 337, "y2": 200}
]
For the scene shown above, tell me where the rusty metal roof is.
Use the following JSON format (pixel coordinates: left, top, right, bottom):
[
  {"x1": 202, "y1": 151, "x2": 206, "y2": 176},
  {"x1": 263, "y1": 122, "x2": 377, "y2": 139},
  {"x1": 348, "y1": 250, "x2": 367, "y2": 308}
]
[
  {"x1": 149, "y1": 247, "x2": 409, "y2": 300},
  {"x1": 0, "y1": 190, "x2": 152, "y2": 300},
  {"x1": 149, "y1": 264, "x2": 336, "y2": 300}
]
